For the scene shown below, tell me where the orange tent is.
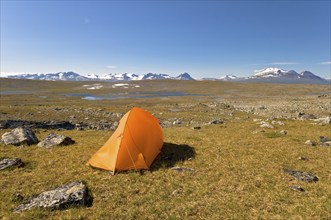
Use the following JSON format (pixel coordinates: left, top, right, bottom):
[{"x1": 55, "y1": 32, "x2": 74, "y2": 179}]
[{"x1": 87, "y1": 107, "x2": 163, "y2": 172}]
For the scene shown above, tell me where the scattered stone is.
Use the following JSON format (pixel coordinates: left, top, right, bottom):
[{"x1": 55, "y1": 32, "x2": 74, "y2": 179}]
[
  {"x1": 1, "y1": 127, "x2": 38, "y2": 146},
  {"x1": 173, "y1": 119, "x2": 182, "y2": 125},
  {"x1": 320, "y1": 136, "x2": 331, "y2": 143},
  {"x1": 37, "y1": 133, "x2": 75, "y2": 148},
  {"x1": 208, "y1": 119, "x2": 223, "y2": 125},
  {"x1": 0, "y1": 158, "x2": 24, "y2": 170},
  {"x1": 290, "y1": 185, "x2": 305, "y2": 192},
  {"x1": 259, "y1": 122, "x2": 274, "y2": 129},
  {"x1": 171, "y1": 167, "x2": 195, "y2": 172},
  {"x1": 0, "y1": 120, "x2": 75, "y2": 130},
  {"x1": 191, "y1": 126, "x2": 201, "y2": 130},
  {"x1": 252, "y1": 129, "x2": 265, "y2": 134},
  {"x1": 298, "y1": 156, "x2": 308, "y2": 161},
  {"x1": 12, "y1": 192, "x2": 24, "y2": 202},
  {"x1": 280, "y1": 130, "x2": 288, "y2": 135},
  {"x1": 14, "y1": 181, "x2": 92, "y2": 212},
  {"x1": 300, "y1": 114, "x2": 317, "y2": 120},
  {"x1": 321, "y1": 141, "x2": 331, "y2": 147},
  {"x1": 313, "y1": 116, "x2": 331, "y2": 125},
  {"x1": 305, "y1": 140, "x2": 316, "y2": 146},
  {"x1": 171, "y1": 189, "x2": 181, "y2": 196},
  {"x1": 283, "y1": 169, "x2": 318, "y2": 183},
  {"x1": 271, "y1": 121, "x2": 285, "y2": 126},
  {"x1": 160, "y1": 121, "x2": 172, "y2": 128}
]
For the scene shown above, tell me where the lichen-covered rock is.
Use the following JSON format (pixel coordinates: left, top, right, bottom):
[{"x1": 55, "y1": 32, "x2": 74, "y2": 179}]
[
  {"x1": 37, "y1": 133, "x2": 75, "y2": 148},
  {"x1": 283, "y1": 169, "x2": 318, "y2": 183},
  {"x1": 0, "y1": 158, "x2": 24, "y2": 170},
  {"x1": 14, "y1": 181, "x2": 92, "y2": 212},
  {"x1": 1, "y1": 127, "x2": 38, "y2": 146}
]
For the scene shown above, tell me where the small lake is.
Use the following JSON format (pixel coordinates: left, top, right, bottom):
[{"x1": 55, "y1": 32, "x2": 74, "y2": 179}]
[
  {"x1": 0, "y1": 90, "x2": 35, "y2": 95},
  {"x1": 65, "y1": 91, "x2": 208, "y2": 100}
]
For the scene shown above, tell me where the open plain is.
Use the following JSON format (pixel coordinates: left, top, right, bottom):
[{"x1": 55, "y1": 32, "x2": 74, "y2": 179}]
[{"x1": 1, "y1": 78, "x2": 330, "y2": 219}]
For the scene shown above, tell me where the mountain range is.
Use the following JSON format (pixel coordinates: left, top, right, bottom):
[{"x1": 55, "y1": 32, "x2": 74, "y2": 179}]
[{"x1": 1, "y1": 68, "x2": 329, "y2": 84}]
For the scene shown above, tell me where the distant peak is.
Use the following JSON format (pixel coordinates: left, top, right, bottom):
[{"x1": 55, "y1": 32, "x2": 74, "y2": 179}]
[{"x1": 254, "y1": 67, "x2": 286, "y2": 76}]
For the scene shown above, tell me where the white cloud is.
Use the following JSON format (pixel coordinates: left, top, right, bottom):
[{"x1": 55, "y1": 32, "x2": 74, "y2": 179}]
[
  {"x1": 106, "y1": 65, "x2": 117, "y2": 69},
  {"x1": 320, "y1": 61, "x2": 331, "y2": 65}
]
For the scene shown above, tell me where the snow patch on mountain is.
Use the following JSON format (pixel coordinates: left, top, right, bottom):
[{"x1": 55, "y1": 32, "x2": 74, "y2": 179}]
[{"x1": 219, "y1": 75, "x2": 238, "y2": 81}]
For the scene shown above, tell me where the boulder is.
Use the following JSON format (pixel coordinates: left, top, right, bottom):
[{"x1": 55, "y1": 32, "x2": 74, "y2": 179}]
[
  {"x1": 1, "y1": 127, "x2": 38, "y2": 146},
  {"x1": 14, "y1": 181, "x2": 92, "y2": 212},
  {"x1": 283, "y1": 169, "x2": 318, "y2": 183},
  {"x1": 0, "y1": 158, "x2": 24, "y2": 170},
  {"x1": 37, "y1": 133, "x2": 75, "y2": 148}
]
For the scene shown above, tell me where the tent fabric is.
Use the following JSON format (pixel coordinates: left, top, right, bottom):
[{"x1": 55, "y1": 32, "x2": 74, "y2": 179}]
[{"x1": 87, "y1": 107, "x2": 163, "y2": 172}]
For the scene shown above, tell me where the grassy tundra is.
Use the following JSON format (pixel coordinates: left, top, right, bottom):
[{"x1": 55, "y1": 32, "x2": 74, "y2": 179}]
[{"x1": 1, "y1": 78, "x2": 330, "y2": 219}]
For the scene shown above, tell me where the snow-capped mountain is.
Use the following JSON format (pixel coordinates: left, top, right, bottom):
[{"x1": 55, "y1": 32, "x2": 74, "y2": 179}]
[
  {"x1": 142, "y1": 73, "x2": 172, "y2": 80},
  {"x1": 5, "y1": 72, "x2": 89, "y2": 81},
  {"x1": 219, "y1": 75, "x2": 238, "y2": 81},
  {"x1": 3, "y1": 72, "x2": 194, "y2": 82},
  {"x1": 91, "y1": 73, "x2": 142, "y2": 81},
  {"x1": 248, "y1": 67, "x2": 326, "y2": 83},
  {"x1": 176, "y1": 72, "x2": 195, "y2": 80},
  {"x1": 217, "y1": 68, "x2": 327, "y2": 84},
  {"x1": 2, "y1": 69, "x2": 327, "y2": 84}
]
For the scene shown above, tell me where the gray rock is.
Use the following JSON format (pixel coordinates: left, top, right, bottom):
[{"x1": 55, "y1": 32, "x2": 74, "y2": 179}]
[
  {"x1": 14, "y1": 181, "x2": 91, "y2": 212},
  {"x1": 171, "y1": 167, "x2": 195, "y2": 172},
  {"x1": 321, "y1": 141, "x2": 331, "y2": 147},
  {"x1": 271, "y1": 121, "x2": 285, "y2": 126},
  {"x1": 300, "y1": 114, "x2": 317, "y2": 120},
  {"x1": 290, "y1": 185, "x2": 305, "y2": 192},
  {"x1": 1, "y1": 127, "x2": 38, "y2": 146},
  {"x1": 173, "y1": 119, "x2": 182, "y2": 125},
  {"x1": 320, "y1": 136, "x2": 331, "y2": 143},
  {"x1": 0, "y1": 120, "x2": 75, "y2": 130},
  {"x1": 208, "y1": 119, "x2": 223, "y2": 125},
  {"x1": 0, "y1": 158, "x2": 24, "y2": 170},
  {"x1": 313, "y1": 116, "x2": 331, "y2": 125},
  {"x1": 280, "y1": 130, "x2": 288, "y2": 135},
  {"x1": 283, "y1": 169, "x2": 318, "y2": 183},
  {"x1": 298, "y1": 156, "x2": 308, "y2": 161},
  {"x1": 259, "y1": 122, "x2": 274, "y2": 129},
  {"x1": 191, "y1": 126, "x2": 201, "y2": 130},
  {"x1": 37, "y1": 133, "x2": 75, "y2": 148},
  {"x1": 305, "y1": 140, "x2": 316, "y2": 146}
]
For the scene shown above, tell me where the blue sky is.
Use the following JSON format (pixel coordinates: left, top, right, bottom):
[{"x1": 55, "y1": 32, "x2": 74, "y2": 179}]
[{"x1": 1, "y1": 1, "x2": 330, "y2": 78}]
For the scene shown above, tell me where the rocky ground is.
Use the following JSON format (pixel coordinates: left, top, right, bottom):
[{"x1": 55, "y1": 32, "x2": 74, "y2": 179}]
[{"x1": 0, "y1": 79, "x2": 330, "y2": 219}]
